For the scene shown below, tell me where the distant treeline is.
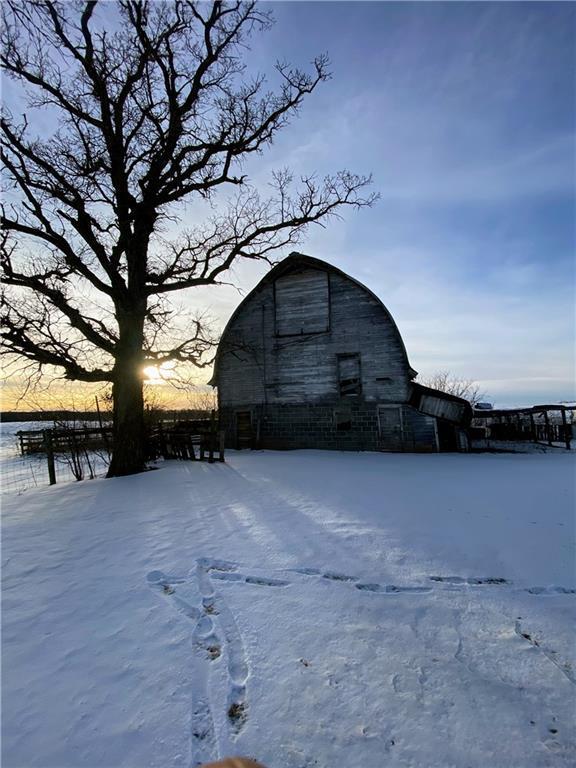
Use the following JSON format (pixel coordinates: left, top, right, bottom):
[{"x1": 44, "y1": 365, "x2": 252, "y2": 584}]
[
  {"x1": 1, "y1": 409, "x2": 213, "y2": 423},
  {"x1": 1, "y1": 411, "x2": 105, "y2": 423}
]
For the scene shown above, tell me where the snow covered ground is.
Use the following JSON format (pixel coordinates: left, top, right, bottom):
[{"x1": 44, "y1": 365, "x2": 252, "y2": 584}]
[{"x1": 2, "y1": 450, "x2": 575, "y2": 768}]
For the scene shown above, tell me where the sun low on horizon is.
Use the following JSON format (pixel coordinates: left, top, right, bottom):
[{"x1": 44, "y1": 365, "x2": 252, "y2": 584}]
[{"x1": 142, "y1": 361, "x2": 177, "y2": 385}]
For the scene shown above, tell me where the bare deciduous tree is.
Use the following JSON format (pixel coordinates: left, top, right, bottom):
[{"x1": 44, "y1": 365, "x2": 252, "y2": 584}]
[
  {"x1": 421, "y1": 370, "x2": 487, "y2": 407},
  {"x1": 1, "y1": 0, "x2": 376, "y2": 476}
]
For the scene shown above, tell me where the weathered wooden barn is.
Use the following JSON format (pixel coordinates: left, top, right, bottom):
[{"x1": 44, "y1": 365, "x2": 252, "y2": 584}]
[{"x1": 210, "y1": 253, "x2": 471, "y2": 452}]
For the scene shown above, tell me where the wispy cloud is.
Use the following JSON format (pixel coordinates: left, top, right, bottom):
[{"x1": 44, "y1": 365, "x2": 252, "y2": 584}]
[{"x1": 3, "y1": 1, "x2": 574, "y2": 410}]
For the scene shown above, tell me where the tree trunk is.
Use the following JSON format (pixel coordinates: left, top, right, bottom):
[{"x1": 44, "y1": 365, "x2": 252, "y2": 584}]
[{"x1": 107, "y1": 309, "x2": 146, "y2": 477}]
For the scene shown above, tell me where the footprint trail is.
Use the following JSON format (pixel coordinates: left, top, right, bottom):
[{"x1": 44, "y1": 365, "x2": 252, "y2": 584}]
[{"x1": 147, "y1": 558, "x2": 576, "y2": 765}]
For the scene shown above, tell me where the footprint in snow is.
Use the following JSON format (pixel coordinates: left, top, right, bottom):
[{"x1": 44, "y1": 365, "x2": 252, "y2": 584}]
[
  {"x1": 322, "y1": 571, "x2": 358, "y2": 582},
  {"x1": 146, "y1": 570, "x2": 167, "y2": 585},
  {"x1": 245, "y1": 575, "x2": 289, "y2": 587},
  {"x1": 195, "y1": 615, "x2": 215, "y2": 639},
  {"x1": 210, "y1": 571, "x2": 244, "y2": 582},
  {"x1": 291, "y1": 567, "x2": 322, "y2": 576},
  {"x1": 429, "y1": 575, "x2": 509, "y2": 585},
  {"x1": 355, "y1": 583, "x2": 431, "y2": 594}
]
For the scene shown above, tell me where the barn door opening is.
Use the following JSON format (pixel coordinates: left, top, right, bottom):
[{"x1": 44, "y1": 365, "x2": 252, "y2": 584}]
[
  {"x1": 436, "y1": 419, "x2": 458, "y2": 451},
  {"x1": 236, "y1": 411, "x2": 253, "y2": 450},
  {"x1": 378, "y1": 406, "x2": 405, "y2": 451}
]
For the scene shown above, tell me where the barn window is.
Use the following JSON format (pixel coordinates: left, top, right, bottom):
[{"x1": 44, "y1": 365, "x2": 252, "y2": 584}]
[
  {"x1": 337, "y1": 353, "x2": 361, "y2": 397},
  {"x1": 274, "y1": 269, "x2": 330, "y2": 336}
]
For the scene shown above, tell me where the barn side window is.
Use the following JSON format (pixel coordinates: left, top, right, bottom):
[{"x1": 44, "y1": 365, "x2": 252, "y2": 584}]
[{"x1": 337, "y1": 353, "x2": 362, "y2": 397}]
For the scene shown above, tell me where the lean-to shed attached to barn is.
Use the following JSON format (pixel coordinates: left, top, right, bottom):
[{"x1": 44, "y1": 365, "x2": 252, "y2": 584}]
[{"x1": 210, "y1": 253, "x2": 471, "y2": 451}]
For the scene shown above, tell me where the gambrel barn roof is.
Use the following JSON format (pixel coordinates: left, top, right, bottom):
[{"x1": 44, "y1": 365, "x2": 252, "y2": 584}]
[{"x1": 211, "y1": 252, "x2": 418, "y2": 384}]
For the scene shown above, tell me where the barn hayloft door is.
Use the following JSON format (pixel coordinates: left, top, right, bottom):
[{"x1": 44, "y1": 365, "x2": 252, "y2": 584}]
[{"x1": 378, "y1": 406, "x2": 405, "y2": 451}]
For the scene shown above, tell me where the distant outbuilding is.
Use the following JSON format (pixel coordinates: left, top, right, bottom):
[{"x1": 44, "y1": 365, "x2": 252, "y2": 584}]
[{"x1": 211, "y1": 253, "x2": 471, "y2": 452}]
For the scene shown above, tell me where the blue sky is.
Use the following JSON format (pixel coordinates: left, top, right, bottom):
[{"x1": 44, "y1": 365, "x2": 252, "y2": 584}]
[
  {"x1": 3, "y1": 1, "x2": 574, "y2": 409},
  {"x1": 199, "y1": 0, "x2": 574, "y2": 407}
]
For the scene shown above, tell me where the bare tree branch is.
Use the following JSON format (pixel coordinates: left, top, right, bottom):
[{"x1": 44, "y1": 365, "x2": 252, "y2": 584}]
[
  {"x1": 420, "y1": 371, "x2": 487, "y2": 407},
  {"x1": 0, "y1": 0, "x2": 378, "y2": 475}
]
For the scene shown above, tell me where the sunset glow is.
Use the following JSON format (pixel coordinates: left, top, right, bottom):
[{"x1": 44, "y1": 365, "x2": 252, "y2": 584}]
[{"x1": 142, "y1": 362, "x2": 177, "y2": 385}]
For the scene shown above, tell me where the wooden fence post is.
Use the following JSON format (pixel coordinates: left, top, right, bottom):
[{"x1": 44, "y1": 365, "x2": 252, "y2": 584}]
[
  {"x1": 543, "y1": 409, "x2": 552, "y2": 446},
  {"x1": 95, "y1": 396, "x2": 111, "y2": 457},
  {"x1": 208, "y1": 431, "x2": 215, "y2": 463},
  {"x1": 208, "y1": 410, "x2": 216, "y2": 463},
  {"x1": 43, "y1": 430, "x2": 56, "y2": 485},
  {"x1": 561, "y1": 408, "x2": 571, "y2": 451}
]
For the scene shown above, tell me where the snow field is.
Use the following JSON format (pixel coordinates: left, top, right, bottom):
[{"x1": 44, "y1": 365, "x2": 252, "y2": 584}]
[{"x1": 2, "y1": 450, "x2": 575, "y2": 767}]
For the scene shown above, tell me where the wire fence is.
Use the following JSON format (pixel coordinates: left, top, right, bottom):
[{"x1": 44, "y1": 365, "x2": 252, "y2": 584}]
[
  {"x1": 0, "y1": 417, "x2": 222, "y2": 495},
  {"x1": 1, "y1": 422, "x2": 110, "y2": 496}
]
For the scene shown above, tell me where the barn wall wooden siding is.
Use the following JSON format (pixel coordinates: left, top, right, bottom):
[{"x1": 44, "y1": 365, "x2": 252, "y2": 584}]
[{"x1": 214, "y1": 255, "x2": 468, "y2": 452}]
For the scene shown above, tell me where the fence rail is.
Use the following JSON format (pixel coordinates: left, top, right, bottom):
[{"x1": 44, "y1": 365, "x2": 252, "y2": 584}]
[
  {"x1": 13, "y1": 420, "x2": 225, "y2": 488},
  {"x1": 17, "y1": 427, "x2": 113, "y2": 455},
  {"x1": 471, "y1": 405, "x2": 572, "y2": 450},
  {"x1": 150, "y1": 421, "x2": 225, "y2": 463}
]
